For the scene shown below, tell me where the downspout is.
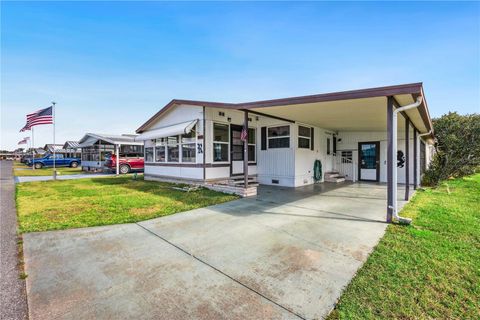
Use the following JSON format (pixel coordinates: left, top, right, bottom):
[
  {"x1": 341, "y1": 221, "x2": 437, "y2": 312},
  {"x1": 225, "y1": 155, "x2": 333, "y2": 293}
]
[
  {"x1": 390, "y1": 96, "x2": 423, "y2": 224},
  {"x1": 416, "y1": 130, "x2": 433, "y2": 185}
]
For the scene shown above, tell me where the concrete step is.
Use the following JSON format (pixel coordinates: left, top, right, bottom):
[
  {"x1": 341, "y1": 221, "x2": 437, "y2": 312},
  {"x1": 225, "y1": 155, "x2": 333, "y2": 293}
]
[
  {"x1": 232, "y1": 182, "x2": 259, "y2": 188},
  {"x1": 325, "y1": 177, "x2": 346, "y2": 183},
  {"x1": 230, "y1": 175, "x2": 257, "y2": 181}
]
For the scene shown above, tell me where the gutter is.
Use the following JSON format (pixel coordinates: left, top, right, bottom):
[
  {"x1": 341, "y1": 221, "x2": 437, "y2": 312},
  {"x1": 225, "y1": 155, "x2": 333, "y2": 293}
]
[{"x1": 390, "y1": 96, "x2": 423, "y2": 224}]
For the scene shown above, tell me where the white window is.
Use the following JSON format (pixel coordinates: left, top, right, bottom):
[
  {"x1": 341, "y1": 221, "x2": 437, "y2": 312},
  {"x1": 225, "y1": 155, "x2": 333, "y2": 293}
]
[
  {"x1": 213, "y1": 123, "x2": 229, "y2": 162},
  {"x1": 181, "y1": 129, "x2": 196, "y2": 163},
  {"x1": 153, "y1": 126, "x2": 197, "y2": 164},
  {"x1": 145, "y1": 147, "x2": 154, "y2": 162},
  {"x1": 298, "y1": 125, "x2": 311, "y2": 149},
  {"x1": 155, "y1": 138, "x2": 166, "y2": 162},
  {"x1": 248, "y1": 128, "x2": 256, "y2": 162},
  {"x1": 167, "y1": 136, "x2": 179, "y2": 162},
  {"x1": 268, "y1": 125, "x2": 290, "y2": 149}
]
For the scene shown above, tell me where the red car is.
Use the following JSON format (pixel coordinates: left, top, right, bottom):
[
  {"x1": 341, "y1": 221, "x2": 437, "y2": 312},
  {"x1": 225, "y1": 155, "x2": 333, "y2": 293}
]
[{"x1": 105, "y1": 154, "x2": 144, "y2": 174}]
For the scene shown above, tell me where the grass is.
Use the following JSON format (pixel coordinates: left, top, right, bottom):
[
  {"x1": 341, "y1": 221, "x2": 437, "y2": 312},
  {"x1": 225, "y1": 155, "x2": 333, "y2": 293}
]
[
  {"x1": 14, "y1": 163, "x2": 83, "y2": 176},
  {"x1": 328, "y1": 174, "x2": 480, "y2": 319},
  {"x1": 16, "y1": 175, "x2": 238, "y2": 233}
]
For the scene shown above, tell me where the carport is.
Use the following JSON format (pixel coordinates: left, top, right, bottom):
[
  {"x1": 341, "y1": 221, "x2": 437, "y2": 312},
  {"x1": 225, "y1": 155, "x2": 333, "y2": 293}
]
[{"x1": 235, "y1": 83, "x2": 434, "y2": 223}]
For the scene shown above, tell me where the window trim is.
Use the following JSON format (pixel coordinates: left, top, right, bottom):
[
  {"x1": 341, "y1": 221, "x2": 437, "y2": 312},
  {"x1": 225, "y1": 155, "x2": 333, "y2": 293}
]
[
  {"x1": 248, "y1": 127, "x2": 256, "y2": 163},
  {"x1": 267, "y1": 125, "x2": 291, "y2": 149},
  {"x1": 212, "y1": 122, "x2": 230, "y2": 163},
  {"x1": 297, "y1": 125, "x2": 312, "y2": 150}
]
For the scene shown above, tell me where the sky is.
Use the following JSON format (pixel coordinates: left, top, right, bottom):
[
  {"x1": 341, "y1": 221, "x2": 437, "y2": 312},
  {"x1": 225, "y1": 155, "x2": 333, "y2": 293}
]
[{"x1": 1, "y1": 1, "x2": 479, "y2": 150}]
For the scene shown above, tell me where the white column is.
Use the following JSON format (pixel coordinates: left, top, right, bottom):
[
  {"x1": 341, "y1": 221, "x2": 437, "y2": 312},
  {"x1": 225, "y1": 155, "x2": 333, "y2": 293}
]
[{"x1": 116, "y1": 144, "x2": 120, "y2": 175}]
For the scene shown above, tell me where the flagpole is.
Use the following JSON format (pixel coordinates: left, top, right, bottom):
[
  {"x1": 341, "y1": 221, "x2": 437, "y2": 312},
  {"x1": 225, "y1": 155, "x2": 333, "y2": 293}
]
[
  {"x1": 52, "y1": 102, "x2": 57, "y2": 180},
  {"x1": 32, "y1": 127, "x2": 35, "y2": 170}
]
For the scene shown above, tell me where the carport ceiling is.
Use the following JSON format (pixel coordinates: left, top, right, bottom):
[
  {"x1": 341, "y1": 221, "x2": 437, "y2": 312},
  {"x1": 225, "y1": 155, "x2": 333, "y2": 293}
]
[{"x1": 252, "y1": 94, "x2": 427, "y2": 133}]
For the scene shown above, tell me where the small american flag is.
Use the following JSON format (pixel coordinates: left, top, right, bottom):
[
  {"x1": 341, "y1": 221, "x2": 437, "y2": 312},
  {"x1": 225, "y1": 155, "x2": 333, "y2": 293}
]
[
  {"x1": 240, "y1": 125, "x2": 248, "y2": 141},
  {"x1": 20, "y1": 107, "x2": 53, "y2": 131},
  {"x1": 18, "y1": 137, "x2": 29, "y2": 145}
]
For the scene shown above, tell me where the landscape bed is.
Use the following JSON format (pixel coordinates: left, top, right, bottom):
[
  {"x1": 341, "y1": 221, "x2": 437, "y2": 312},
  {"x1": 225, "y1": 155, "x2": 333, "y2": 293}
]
[
  {"x1": 328, "y1": 174, "x2": 480, "y2": 319},
  {"x1": 16, "y1": 176, "x2": 238, "y2": 232}
]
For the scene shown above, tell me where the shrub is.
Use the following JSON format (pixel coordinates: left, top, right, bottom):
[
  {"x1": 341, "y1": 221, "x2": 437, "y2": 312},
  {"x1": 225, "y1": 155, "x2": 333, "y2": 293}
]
[{"x1": 423, "y1": 112, "x2": 480, "y2": 186}]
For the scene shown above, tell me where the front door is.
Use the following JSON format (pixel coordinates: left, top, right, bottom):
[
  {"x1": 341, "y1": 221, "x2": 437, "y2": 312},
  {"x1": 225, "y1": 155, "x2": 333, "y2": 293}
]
[
  {"x1": 358, "y1": 142, "x2": 380, "y2": 181},
  {"x1": 230, "y1": 125, "x2": 244, "y2": 175}
]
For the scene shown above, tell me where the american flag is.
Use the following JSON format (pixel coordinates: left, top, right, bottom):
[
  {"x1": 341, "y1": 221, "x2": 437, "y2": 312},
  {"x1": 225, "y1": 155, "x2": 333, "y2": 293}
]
[
  {"x1": 240, "y1": 124, "x2": 248, "y2": 141},
  {"x1": 20, "y1": 107, "x2": 53, "y2": 131},
  {"x1": 18, "y1": 137, "x2": 29, "y2": 145}
]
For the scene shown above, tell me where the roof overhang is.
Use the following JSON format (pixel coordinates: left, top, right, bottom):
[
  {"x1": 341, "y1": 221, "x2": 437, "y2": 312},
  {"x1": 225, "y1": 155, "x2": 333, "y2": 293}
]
[
  {"x1": 136, "y1": 83, "x2": 433, "y2": 136},
  {"x1": 78, "y1": 133, "x2": 143, "y2": 147}
]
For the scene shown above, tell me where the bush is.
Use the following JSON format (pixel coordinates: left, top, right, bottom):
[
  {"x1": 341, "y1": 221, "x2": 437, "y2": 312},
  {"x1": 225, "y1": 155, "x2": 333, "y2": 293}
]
[{"x1": 423, "y1": 112, "x2": 480, "y2": 186}]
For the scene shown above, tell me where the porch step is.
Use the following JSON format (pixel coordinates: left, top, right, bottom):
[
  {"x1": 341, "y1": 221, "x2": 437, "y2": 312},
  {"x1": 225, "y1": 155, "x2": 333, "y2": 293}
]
[{"x1": 324, "y1": 171, "x2": 346, "y2": 183}]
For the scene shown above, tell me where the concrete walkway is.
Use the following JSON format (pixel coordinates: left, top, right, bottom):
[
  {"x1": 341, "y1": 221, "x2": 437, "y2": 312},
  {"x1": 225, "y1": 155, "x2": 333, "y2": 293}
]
[
  {"x1": 0, "y1": 161, "x2": 28, "y2": 320},
  {"x1": 15, "y1": 173, "x2": 112, "y2": 183},
  {"x1": 23, "y1": 182, "x2": 413, "y2": 320}
]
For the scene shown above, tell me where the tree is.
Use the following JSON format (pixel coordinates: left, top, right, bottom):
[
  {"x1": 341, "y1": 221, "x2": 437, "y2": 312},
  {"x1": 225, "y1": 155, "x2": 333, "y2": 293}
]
[{"x1": 423, "y1": 112, "x2": 480, "y2": 186}]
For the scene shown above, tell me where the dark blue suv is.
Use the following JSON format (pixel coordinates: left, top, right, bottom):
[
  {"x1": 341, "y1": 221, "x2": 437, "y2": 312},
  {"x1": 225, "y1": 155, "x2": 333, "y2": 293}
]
[{"x1": 27, "y1": 154, "x2": 81, "y2": 169}]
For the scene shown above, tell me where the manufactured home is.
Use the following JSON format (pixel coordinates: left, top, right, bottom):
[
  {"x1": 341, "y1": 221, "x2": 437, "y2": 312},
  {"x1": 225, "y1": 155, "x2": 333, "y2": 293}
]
[
  {"x1": 136, "y1": 83, "x2": 435, "y2": 222},
  {"x1": 78, "y1": 133, "x2": 144, "y2": 172}
]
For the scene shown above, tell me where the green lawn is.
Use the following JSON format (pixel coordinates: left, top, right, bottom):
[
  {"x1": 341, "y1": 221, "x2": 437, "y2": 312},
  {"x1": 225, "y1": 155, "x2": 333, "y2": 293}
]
[
  {"x1": 328, "y1": 174, "x2": 480, "y2": 319},
  {"x1": 14, "y1": 166, "x2": 83, "y2": 176},
  {"x1": 16, "y1": 176, "x2": 238, "y2": 233}
]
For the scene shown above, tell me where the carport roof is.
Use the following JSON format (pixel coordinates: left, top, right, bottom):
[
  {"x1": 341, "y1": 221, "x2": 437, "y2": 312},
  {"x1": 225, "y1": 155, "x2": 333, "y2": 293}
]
[
  {"x1": 78, "y1": 133, "x2": 143, "y2": 147},
  {"x1": 136, "y1": 83, "x2": 433, "y2": 135}
]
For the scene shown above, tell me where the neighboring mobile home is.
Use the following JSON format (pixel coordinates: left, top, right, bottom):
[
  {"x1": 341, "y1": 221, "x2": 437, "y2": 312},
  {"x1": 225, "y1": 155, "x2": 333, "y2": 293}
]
[
  {"x1": 136, "y1": 83, "x2": 435, "y2": 222},
  {"x1": 78, "y1": 133, "x2": 144, "y2": 172},
  {"x1": 62, "y1": 141, "x2": 82, "y2": 158}
]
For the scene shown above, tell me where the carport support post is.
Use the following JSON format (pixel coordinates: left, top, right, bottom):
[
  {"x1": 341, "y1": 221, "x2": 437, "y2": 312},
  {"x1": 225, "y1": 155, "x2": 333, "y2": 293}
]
[
  {"x1": 386, "y1": 96, "x2": 394, "y2": 223},
  {"x1": 116, "y1": 144, "x2": 120, "y2": 175},
  {"x1": 413, "y1": 129, "x2": 418, "y2": 189},
  {"x1": 243, "y1": 110, "x2": 249, "y2": 188},
  {"x1": 405, "y1": 119, "x2": 410, "y2": 200}
]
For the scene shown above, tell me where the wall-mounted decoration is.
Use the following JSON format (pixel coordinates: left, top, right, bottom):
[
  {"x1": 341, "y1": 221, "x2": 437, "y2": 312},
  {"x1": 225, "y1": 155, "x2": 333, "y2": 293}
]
[
  {"x1": 397, "y1": 150, "x2": 405, "y2": 168},
  {"x1": 197, "y1": 143, "x2": 203, "y2": 154}
]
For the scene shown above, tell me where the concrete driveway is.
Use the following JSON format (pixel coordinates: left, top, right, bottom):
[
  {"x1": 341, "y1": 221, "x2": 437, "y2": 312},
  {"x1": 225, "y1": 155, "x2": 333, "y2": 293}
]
[{"x1": 23, "y1": 183, "x2": 412, "y2": 320}]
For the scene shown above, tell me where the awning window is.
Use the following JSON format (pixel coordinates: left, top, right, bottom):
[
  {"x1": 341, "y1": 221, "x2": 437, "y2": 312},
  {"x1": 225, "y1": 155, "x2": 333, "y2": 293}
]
[{"x1": 135, "y1": 120, "x2": 198, "y2": 141}]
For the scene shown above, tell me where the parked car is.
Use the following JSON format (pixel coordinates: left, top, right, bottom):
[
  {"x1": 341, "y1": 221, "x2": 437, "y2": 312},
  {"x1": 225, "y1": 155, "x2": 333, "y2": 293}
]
[
  {"x1": 27, "y1": 154, "x2": 81, "y2": 169},
  {"x1": 21, "y1": 155, "x2": 33, "y2": 164},
  {"x1": 104, "y1": 154, "x2": 144, "y2": 174}
]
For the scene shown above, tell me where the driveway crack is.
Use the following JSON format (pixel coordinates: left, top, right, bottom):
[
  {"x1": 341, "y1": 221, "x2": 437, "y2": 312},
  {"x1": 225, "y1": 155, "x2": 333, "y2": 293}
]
[{"x1": 135, "y1": 222, "x2": 305, "y2": 320}]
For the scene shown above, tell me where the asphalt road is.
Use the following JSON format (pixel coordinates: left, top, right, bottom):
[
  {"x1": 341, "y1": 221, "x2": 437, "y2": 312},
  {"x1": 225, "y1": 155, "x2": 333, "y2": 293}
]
[{"x1": 1, "y1": 160, "x2": 28, "y2": 320}]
